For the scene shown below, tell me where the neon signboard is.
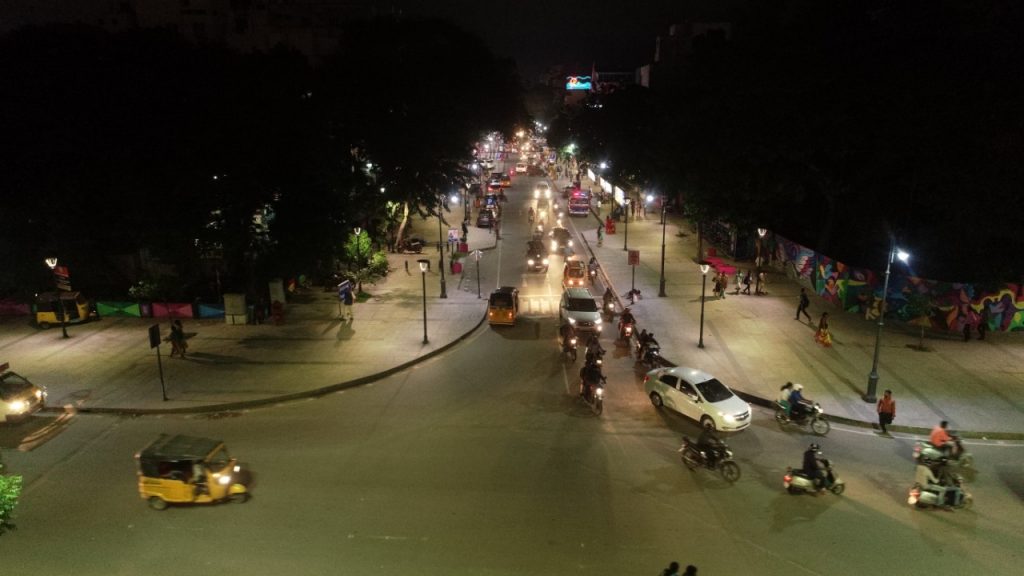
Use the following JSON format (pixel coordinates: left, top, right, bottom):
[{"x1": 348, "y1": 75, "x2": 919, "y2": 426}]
[{"x1": 565, "y1": 76, "x2": 592, "y2": 91}]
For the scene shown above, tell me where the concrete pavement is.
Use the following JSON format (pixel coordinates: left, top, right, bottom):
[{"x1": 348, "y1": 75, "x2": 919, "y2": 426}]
[
  {"x1": 3, "y1": 182, "x2": 1022, "y2": 439},
  {"x1": 565, "y1": 175, "x2": 1024, "y2": 439}
]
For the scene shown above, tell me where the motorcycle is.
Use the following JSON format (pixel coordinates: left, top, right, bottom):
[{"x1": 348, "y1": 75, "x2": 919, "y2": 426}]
[
  {"x1": 908, "y1": 473, "x2": 972, "y2": 510},
  {"x1": 784, "y1": 459, "x2": 845, "y2": 495},
  {"x1": 618, "y1": 320, "x2": 634, "y2": 341},
  {"x1": 913, "y1": 437, "x2": 973, "y2": 468},
  {"x1": 679, "y1": 437, "x2": 741, "y2": 483},
  {"x1": 635, "y1": 340, "x2": 661, "y2": 367},
  {"x1": 774, "y1": 401, "x2": 830, "y2": 435},
  {"x1": 588, "y1": 262, "x2": 599, "y2": 284},
  {"x1": 603, "y1": 300, "x2": 616, "y2": 322},
  {"x1": 561, "y1": 336, "x2": 578, "y2": 362},
  {"x1": 398, "y1": 237, "x2": 425, "y2": 254},
  {"x1": 580, "y1": 373, "x2": 606, "y2": 416}
]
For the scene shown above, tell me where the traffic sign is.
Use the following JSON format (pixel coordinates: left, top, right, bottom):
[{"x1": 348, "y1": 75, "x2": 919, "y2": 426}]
[{"x1": 628, "y1": 250, "x2": 640, "y2": 266}]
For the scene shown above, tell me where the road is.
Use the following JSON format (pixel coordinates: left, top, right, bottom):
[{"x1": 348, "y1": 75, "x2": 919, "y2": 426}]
[{"x1": 2, "y1": 167, "x2": 1023, "y2": 576}]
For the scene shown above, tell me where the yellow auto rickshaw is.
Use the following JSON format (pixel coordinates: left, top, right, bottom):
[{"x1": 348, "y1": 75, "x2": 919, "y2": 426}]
[
  {"x1": 135, "y1": 434, "x2": 249, "y2": 510},
  {"x1": 487, "y1": 286, "x2": 519, "y2": 326},
  {"x1": 35, "y1": 291, "x2": 94, "y2": 329}
]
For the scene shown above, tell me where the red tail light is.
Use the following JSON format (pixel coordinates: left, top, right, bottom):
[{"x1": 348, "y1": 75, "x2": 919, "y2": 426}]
[{"x1": 783, "y1": 474, "x2": 792, "y2": 484}]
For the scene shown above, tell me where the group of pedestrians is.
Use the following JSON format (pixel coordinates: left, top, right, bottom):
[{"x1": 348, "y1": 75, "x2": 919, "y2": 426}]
[
  {"x1": 730, "y1": 269, "x2": 768, "y2": 296},
  {"x1": 660, "y1": 561, "x2": 698, "y2": 576}
]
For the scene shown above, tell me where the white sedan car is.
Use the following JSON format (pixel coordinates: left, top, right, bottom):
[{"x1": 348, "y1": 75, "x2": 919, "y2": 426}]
[
  {"x1": 1, "y1": 364, "x2": 47, "y2": 424},
  {"x1": 515, "y1": 162, "x2": 528, "y2": 174},
  {"x1": 643, "y1": 367, "x2": 751, "y2": 431}
]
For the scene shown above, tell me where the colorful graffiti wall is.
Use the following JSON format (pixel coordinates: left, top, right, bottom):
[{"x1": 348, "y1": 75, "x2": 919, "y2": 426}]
[{"x1": 773, "y1": 235, "x2": 1024, "y2": 333}]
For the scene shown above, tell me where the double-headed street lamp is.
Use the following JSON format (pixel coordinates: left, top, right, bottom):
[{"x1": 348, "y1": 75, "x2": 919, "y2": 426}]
[
  {"x1": 865, "y1": 239, "x2": 910, "y2": 403},
  {"x1": 698, "y1": 263, "x2": 710, "y2": 348},
  {"x1": 44, "y1": 257, "x2": 69, "y2": 339},
  {"x1": 436, "y1": 195, "x2": 453, "y2": 299},
  {"x1": 418, "y1": 259, "x2": 430, "y2": 343},
  {"x1": 755, "y1": 227, "x2": 767, "y2": 295}
]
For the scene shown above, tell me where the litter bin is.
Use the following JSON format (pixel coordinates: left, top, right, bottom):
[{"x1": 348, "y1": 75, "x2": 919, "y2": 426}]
[{"x1": 452, "y1": 261, "x2": 463, "y2": 274}]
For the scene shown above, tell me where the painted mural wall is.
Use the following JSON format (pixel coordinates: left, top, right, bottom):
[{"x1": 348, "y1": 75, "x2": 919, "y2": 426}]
[{"x1": 771, "y1": 235, "x2": 1023, "y2": 333}]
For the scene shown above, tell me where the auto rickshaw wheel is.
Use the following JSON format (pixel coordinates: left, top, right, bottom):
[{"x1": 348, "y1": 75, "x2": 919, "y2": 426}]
[
  {"x1": 148, "y1": 496, "x2": 168, "y2": 511},
  {"x1": 230, "y1": 493, "x2": 249, "y2": 504},
  {"x1": 38, "y1": 322, "x2": 51, "y2": 329}
]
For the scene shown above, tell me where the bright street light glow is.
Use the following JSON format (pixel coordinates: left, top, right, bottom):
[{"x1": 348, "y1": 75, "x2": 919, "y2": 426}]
[{"x1": 896, "y1": 249, "x2": 910, "y2": 262}]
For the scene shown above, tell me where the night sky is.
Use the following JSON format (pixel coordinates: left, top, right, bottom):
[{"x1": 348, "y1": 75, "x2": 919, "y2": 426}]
[{"x1": 1, "y1": 0, "x2": 744, "y2": 81}]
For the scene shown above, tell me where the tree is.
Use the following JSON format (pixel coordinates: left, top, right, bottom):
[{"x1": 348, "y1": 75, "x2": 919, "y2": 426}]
[{"x1": 0, "y1": 451, "x2": 22, "y2": 535}]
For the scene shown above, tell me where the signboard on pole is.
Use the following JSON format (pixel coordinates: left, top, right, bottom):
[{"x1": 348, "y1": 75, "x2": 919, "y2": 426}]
[
  {"x1": 54, "y1": 265, "x2": 71, "y2": 291},
  {"x1": 628, "y1": 250, "x2": 640, "y2": 266}
]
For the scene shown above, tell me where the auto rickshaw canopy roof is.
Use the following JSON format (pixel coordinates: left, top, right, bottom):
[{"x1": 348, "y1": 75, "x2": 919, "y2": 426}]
[{"x1": 137, "y1": 434, "x2": 224, "y2": 464}]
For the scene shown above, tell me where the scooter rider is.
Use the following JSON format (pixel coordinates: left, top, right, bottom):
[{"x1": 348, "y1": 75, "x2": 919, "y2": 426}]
[
  {"x1": 585, "y1": 333, "x2": 605, "y2": 363},
  {"x1": 803, "y1": 443, "x2": 825, "y2": 490},
  {"x1": 603, "y1": 287, "x2": 615, "y2": 314},
  {"x1": 778, "y1": 382, "x2": 795, "y2": 417},
  {"x1": 915, "y1": 460, "x2": 954, "y2": 509},
  {"x1": 638, "y1": 330, "x2": 659, "y2": 361},
  {"x1": 929, "y1": 420, "x2": 956, "y2": 458}
]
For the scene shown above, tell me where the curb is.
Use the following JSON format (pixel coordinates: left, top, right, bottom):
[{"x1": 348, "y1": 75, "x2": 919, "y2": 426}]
[{"x1": 43, "y1": 309, "x2": 489, "y2": 417}]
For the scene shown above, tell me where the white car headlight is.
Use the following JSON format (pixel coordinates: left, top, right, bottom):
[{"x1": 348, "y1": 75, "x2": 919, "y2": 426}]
[
  {"x1": 721, "y1": 412, "x2": 737, "y2": 423},
  {"x1": 528, "y1": 259, "x2": 535, "y2": 266},
  {"x1": 568, "y1": 317, "x2": 577, "y2": 325},
  {"x1": 9, "y1": 400, "x2": 27, "y2": 413},
  {"x1": 568, "y1": 240, "x2": 573, "y2": 247},
  {"x1": 542, "y1": 258, "x2": 549, "y2": 265},
  {"x1": 551, "y1": 241, "x2": 558, "y2": 251},
  {"x1": 595, "y1": 318, "x2": 603, "y2": 325},
  {"x1": 545, "y1": 190, "x2": 551, "y2": 198},
  {"x1": 218, "y1": 475, "x2": 232, "y2": 485}
]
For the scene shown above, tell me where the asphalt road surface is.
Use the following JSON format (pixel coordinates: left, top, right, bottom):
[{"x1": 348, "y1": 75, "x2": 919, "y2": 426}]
[{"x1": 3, "y1": 169, "x2": 1023, "y2": 576}]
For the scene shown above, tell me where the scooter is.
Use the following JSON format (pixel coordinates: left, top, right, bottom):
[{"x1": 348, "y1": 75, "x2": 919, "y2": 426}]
[
  {"x1": 775, "y1": 401, "x2": 831, "y2": 435},
  {"x1": 679, "y1": 437, "x2": 741, "y2": 483},
  {"x1": 603, "y1": 300, "x2": 616, "y2": 322},
  {"x1": 618, "y1": 320, "x2": 634, "y2": 341},
  {"x1": 908, "y1": 474, "x2": 972, "y2": 510},
  {"x1": 635, "y1": 340, "x2": 661, "y2": 367},
  {"x1": 913, "y1": 437, "x2": 973, "y2": 468},
  {"x1": 784, "y1": 459, "x2": 845, "y2": 495}
]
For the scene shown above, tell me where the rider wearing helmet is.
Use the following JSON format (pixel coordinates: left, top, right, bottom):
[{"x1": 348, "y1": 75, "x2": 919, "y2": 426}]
[
  {"x1": 803, "y1": 443, "x2": 825, "y2": 490},
  {"x1": 789, "y1": 383, "x2": 808, "y2": 420},
  {"x1": 619, "y1": 306, "x2": 636, "y2": 333}
]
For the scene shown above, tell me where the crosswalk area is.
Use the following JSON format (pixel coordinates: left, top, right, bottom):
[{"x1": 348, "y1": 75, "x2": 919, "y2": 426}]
[{"x1": 518, "y1": 295, "x2": 559, "y2": 316}]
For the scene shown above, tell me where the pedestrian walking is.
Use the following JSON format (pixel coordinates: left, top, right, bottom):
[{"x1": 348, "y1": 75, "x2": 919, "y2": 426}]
[
  {"x1": 757, "y1": 271, "x2": 768, "y2": 294},
  {"x1": 814, "y1": 312, "x2": 832, "y2": 347},
  {"x1": 978, "y1": 306, "x2": 989, "y2": 340},
  {"x1": 741, "y1": 271, "x2": 752, "y2": 294},
  {"x1": 796, "y1": 287, "x2": 812, "y2": 322},
  {"x1": 876, "y1": 389, "x2": 896, "y2": 434},
  {"x1": 683, "y1": 566, "x2": 698, "y2": 576},
  {"x1": 169, "y1": 319, "x2": 187, "y2": 358},
  {"x1": 719, "y1": 271, "x2": 728, "y2": 298},
  {"x1": 660, "y1": 561, "x2": 681, "y2": 576},
  {"x1": 712, "y1": 275, "x2": 722, "y2": 299},
  {"x1": 962, "y1": 322, "x2": 971, "y2": 342},
  {"x1": 342, "y1": 288, "x2": 354, "y2": 321},
  {"x1": 734, "y1": 269, "x2": 743, "y2": 294}
]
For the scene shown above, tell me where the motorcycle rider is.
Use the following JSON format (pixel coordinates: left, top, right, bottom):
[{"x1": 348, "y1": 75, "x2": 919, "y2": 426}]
[
  {"x1": 602, "y1": 287, "x2": 615, "y2": 313},
  {"x1": 778, "y1": 382, "x2": 795, "y2": 417},
  {"x1": 803, "y1": 443, "x2": 826, "y2": 491},
  {"x1": 788, "y1": 383, "x2": 810, "y2": 421},
  {"x1": 695, "y1": 428, "x2": 724, "y2": 468},
  {"x1": 637, "y1": 330, "x2": 659, "y2": 362},
  {"x1": 929, "y1": 420, "x2": 956, "y2": 458},
  {"x1": 588, "y1": 256, "x2": 599, "y2": 281},
  {"x1": 559, "y1": 321, "x2": 577, "y2": 352},
  {"x1": 584, "y1": 333, "x2": 605, "y2": 363},
  {"x1": 579, "y1": 359, "x2": 605, "y2": 400},
  {"x1": 618, "y1": 307, "x2": 636, "y2": 337},
  {"x1": 528, "y1": 206, "x2": 535, "y2": 223}
]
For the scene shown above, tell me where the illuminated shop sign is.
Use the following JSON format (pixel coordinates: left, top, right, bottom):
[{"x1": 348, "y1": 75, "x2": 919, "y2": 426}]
[{"x1": 565, "y1": 76, "x2": 592, "y2": 91}]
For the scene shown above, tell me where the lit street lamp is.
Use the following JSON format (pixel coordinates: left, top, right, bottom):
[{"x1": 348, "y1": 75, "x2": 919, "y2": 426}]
[
  {"x1": 755, "y1": 228, "x2": 767, "y2": 295},
  {"x1": 44, "y1": 257, "x2": 69, "y2": 339},
  {"x1": 865, "y1": 239, "x2": 909, "y2": 402},
  {"x1": 419, "y1": 259, "x2": 429, "y2": 344},
  {"x1": 437, "y1": 195, "x2": 448, "y2": 299},
  {"x1": 698, "y1": 263, "x2": 710, "y2": 348}
]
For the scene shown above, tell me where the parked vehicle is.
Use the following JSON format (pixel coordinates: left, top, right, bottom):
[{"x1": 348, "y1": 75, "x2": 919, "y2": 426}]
[
  {"x1": 135, "y1": 434, "x2": 249, "y2": 510},
  {"x1": 398, "y1": 237, "x2": 425, "y2": 254},
  {"x1": 35, "y1": 291, "x2": 94, "y2": 329},
  {"x1": 643, "y1": 367, "x2": 752, "y2": 432}
]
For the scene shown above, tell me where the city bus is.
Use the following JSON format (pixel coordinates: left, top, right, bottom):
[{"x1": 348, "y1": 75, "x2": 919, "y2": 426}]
[{"x1": 568, "y1": 188, "x2": 592, "y2": 216}]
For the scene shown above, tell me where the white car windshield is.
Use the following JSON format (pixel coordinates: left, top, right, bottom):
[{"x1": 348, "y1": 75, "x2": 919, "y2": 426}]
[{"x1": 695, "y1": 378, "x2": 734, "y2": 403}]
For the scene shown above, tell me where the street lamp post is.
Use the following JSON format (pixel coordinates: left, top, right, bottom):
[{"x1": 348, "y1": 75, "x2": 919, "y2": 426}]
[
  {"x1": 44, "y1": 258, "x2": 69, "y2": 339},
  {"x1": 437, "y1": 195, "x2": 448, "y2": 298},
  {"x1": 698, "y1": 263, "x2": 710, "y2": 348},
  {"x1": 865, "y1": 239, "x2": 909, "y2": 403},
  {"x1": 755, "y1": 228, "x2": 767, "y2": 295},
  {"x1": 653, "y1": 194, "x2": 667, "y2": 297},
  {"x1": 419, "y1": 260, "x2": 429, "y2": 344},
  {"x1": 622, "y1": 198, "x2": 631, "y2": 251}
]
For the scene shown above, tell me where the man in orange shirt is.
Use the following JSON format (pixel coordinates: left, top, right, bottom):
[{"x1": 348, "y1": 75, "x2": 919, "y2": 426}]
[
  {"x1": 930, "y1": 420, "x2": 953, "y2": 456},
  {"x1": 876, "y1": 390, "x2": 896, "y2": 434}
]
